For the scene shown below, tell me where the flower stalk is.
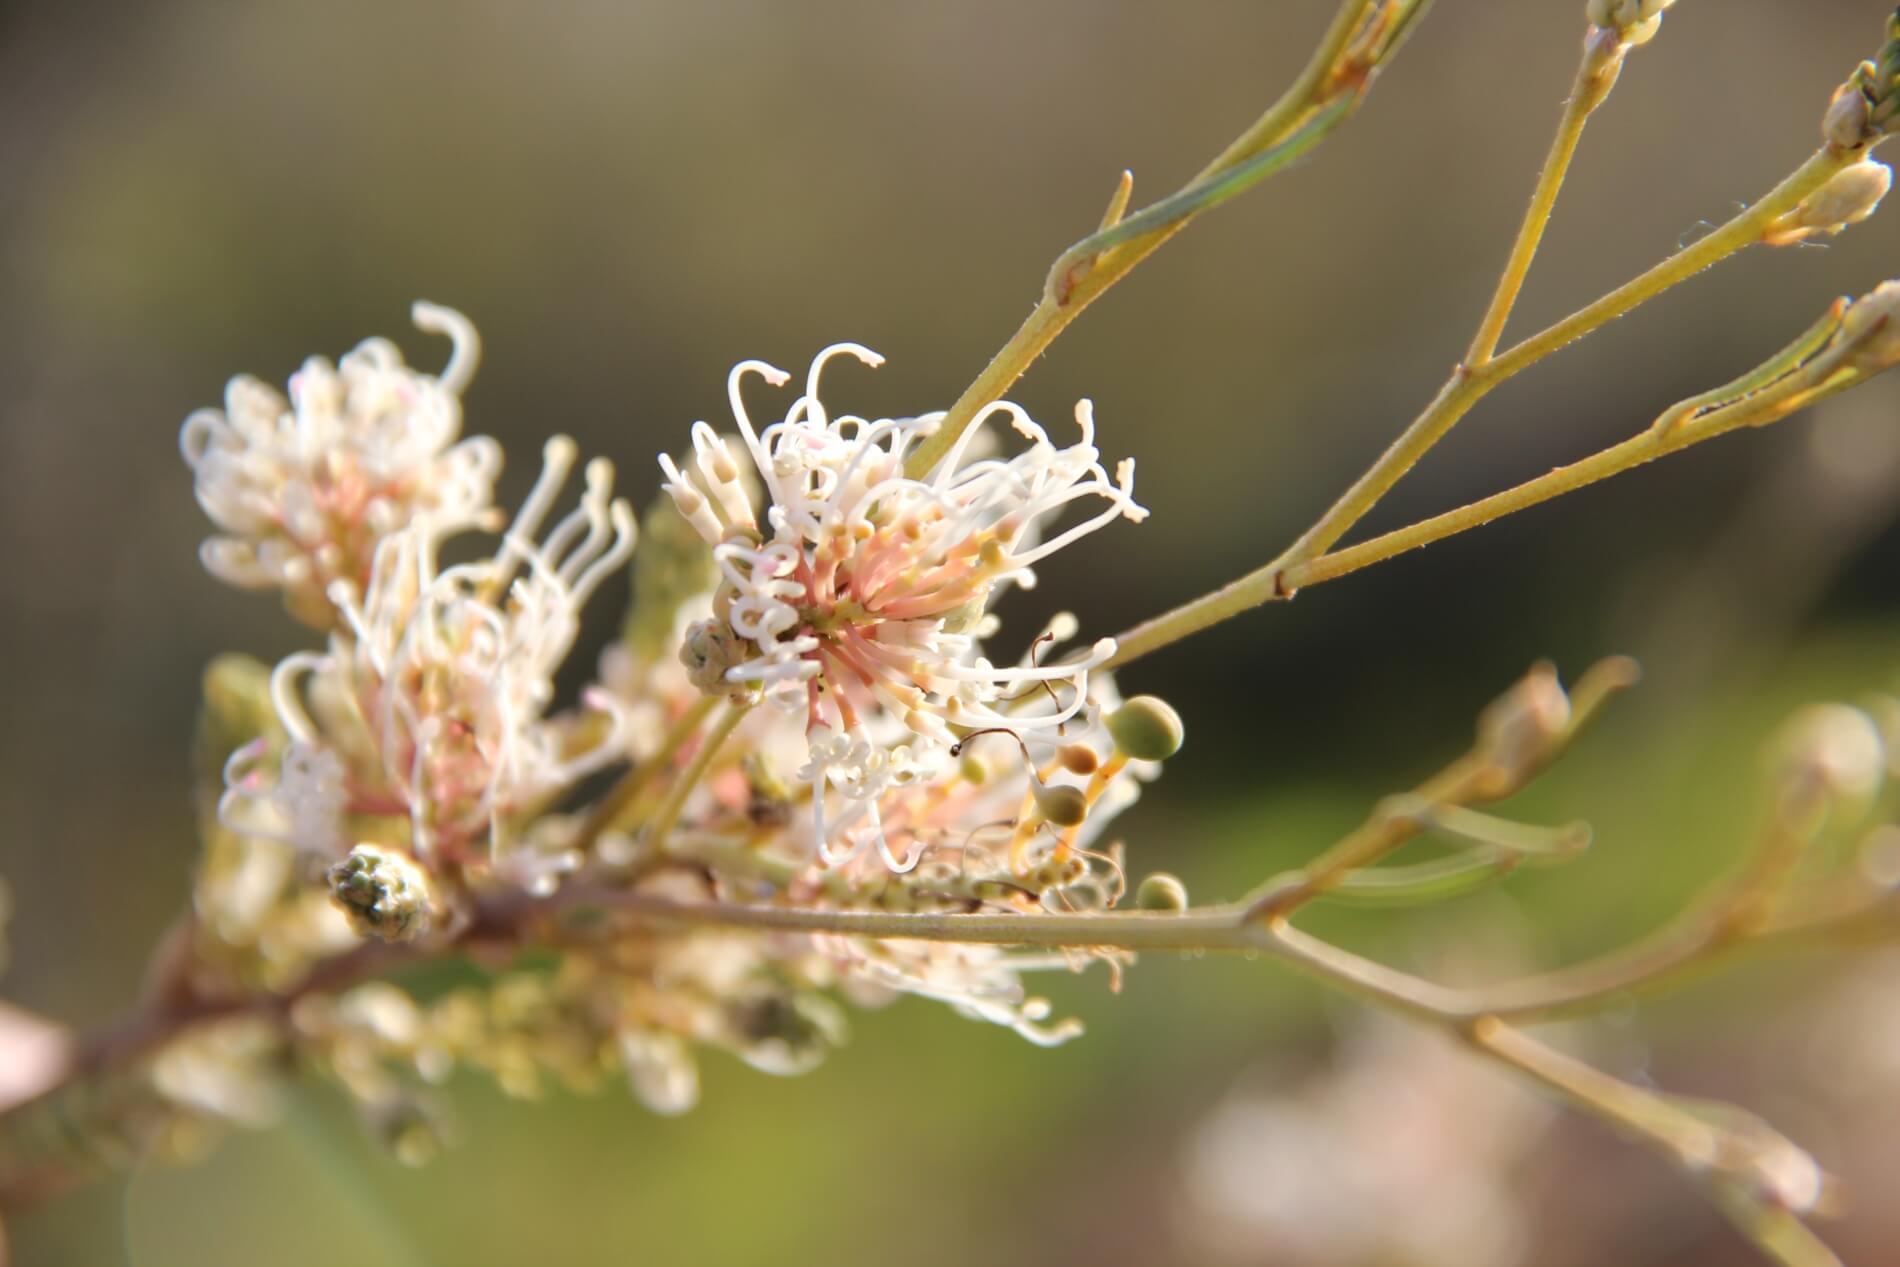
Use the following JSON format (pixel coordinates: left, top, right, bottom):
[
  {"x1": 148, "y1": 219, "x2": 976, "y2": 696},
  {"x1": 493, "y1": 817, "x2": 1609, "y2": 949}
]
[{"x1": 902, "y1": 0, "x2": 1427, "y2": 481}]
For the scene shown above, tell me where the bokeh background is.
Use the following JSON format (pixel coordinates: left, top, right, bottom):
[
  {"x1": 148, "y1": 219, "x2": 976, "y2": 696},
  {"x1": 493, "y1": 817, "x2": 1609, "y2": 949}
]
[{"x1": 6, "y1": 1, "x2": 1900, "y2": 1264}]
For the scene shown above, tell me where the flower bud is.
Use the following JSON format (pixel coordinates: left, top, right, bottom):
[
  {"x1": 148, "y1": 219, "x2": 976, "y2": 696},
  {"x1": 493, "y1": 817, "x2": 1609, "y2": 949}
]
[
  {"x1": 1824, "y1": 81, "x2": 1876, "y2": 149},
  {"x1": 1135, "y1": 872, "x2": 1190, "y2": 912},
  {"x1": 1837, "y1": 279, "x2": 1900, "y2": 373},
  {"x1": 1831, "y1": 14, "x2": 1900, "y2": 145},
  {"x1": 1032, "y1": 781, "x2": 1090, "y2": 828},
  {"x1": 1107, "y1": 695, "x2": 1186, "y2": 762},
  {"x1": 1057, "y1": 743, "x2": 1101, "y2": 776},
  {"x1": 328, "y1": 844, "x2": 439, "y2": 943},
  {"x1": 1765, "y1": 159, "x2": 1891, "y2": 246},
  {"x1": 198, "y1": 654, "x2": 278, "y2": 750},
  {"x1": 1776, "y1": 703, "x2": 1885, "y2": 807},
  {"x1": 178, "y1": 304, "x2": 497, "y2": 628},
  {"x1": 1476, "y1": 664, "x2": 1572, "y2": 784},
  {"x1": 1586, "y1": 0, "x2": 1672, "y2": 46},
  {"x1": 679, "y1": 617, "x2": 756, "y2": 697},
  {"x1": 1028, "y1": 852, "x2": 1088, "y2": 891}
]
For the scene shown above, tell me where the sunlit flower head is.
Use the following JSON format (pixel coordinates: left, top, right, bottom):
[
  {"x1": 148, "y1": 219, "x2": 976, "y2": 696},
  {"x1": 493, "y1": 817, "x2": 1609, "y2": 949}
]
[
  {"x1": 231, "y1": 438, "x2": 637, "y2": 865},
  {"x1": 180, "y1": 302, "x2": 500, "y2": 627},
  {"x1": 659, "y1": 344, "x2": 1147, "y2": 862}
]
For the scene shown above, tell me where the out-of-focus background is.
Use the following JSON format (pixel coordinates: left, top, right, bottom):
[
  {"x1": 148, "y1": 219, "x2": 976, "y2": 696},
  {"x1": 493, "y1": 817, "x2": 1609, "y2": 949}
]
[{"x1": 5, "y1": 2, "x2": 1900, "y2": 1264}]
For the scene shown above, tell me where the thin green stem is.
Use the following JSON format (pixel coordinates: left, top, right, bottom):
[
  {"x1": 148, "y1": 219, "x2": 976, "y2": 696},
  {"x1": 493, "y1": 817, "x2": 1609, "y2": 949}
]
[
  {"x1": 1270, "y1": 921, "x2": 1846, "y2": 1266},
  {"x1": 902, "y1": 0, "x2": 1416, "y2": 480},
  {"x1": 560, "y1": 888, "x2": 1266, "y2": 952},
  {"x1": 1465, "y1": 1018, "x2": 1729, "y2": 1174},
  {"x1": 1105, "y1": 148, "x2": 1852, "y2": 671},
  {"x1": 1196, "y1": 0, "x2": 1377, "y2": 180},
  {"x1": 572, "y1": 694, "x2": 719, "y2": 851},
  {"x1": 1285, "y1": 332, "x2": 1868, "y2": 592},
  {"x1": 1434, "y1": 773, "x2": 1833, "y2": 1023},
  {"x1": 1241, "y1": 755, "x2": 1497, "y2": 918},
  {"x1": 1242, "y1": 655, "x2": 1634, "y2": 918},
  {"x1": 1483, "y1": 151, "x2": 1845, "y2": 384},
  {"x1": 1294, "y1": 149, "x2": 1840, "y2": 566},
  {"x1": 1043, "y1": 97, "x2": 1355, "y2": 305},
  {"x1": 640, "y1": 701, "x2": 750, "y2": 852},
  {"x1": 1466, "y1": 29, "x2": 1625, "y2": 365}
]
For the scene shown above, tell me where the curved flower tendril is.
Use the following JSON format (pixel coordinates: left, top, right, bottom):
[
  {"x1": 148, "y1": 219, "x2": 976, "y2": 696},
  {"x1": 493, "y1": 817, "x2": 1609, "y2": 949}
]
[{"x1": 315, "y1": 438, "x2": 638, "y2": 860}]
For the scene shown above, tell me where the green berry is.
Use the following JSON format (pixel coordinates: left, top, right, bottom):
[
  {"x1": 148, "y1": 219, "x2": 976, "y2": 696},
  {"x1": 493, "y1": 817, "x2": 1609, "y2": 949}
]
[{"x1": 1107, "y1": 696, "x2": 1185, "y2": 762}]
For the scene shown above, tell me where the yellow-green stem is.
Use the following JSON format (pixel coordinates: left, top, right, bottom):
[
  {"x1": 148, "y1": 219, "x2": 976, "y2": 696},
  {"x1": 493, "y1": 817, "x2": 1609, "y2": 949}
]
[
  {"x1": 1466, "y1": 30, "x2": 1625, "y2": 365},
  {"x1": 1483, "y1": 149, "x2": 1846, "y2": 383},
  {"x1": 1242, "y1": 754, "x2": 1495, "y2": 918},
  {"x1": 1284, "y1": 359, "x2": 1856, "y2": 591},
  {"x1": 902, "y1": 0, "x2": 1386, "y2": 481},
  {"x1": 640, "y1": 701, "x2": 750, "y2": 853},
  {"x1": 573, "y1": 694, "x2": 719, "y2": 850},
  {"x1": 1106, "y1": 148, "x2": 1850, "y2": 670}
]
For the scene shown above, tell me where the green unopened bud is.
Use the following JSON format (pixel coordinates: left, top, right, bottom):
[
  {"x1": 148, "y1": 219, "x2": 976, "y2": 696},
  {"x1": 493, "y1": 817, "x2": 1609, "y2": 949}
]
[
  {"x1": 1033, "y1": 781, "x2": 1089, "y2": 828},
  {"x1": 1107, "y1": 695, "x2": 1185, "y2": 762},
  {"x1": 199, "y1": 653, "x2": 278, "y2": 747},
  {"x1": 959, "y1": 750, "x2": 992, "y2": 784},
  {"x1": 1135, "y1": 872, "x2": 1190, "y2": 912},
  {"x1": 328, "y1": 844, "x2": 438, "y2": 943}
]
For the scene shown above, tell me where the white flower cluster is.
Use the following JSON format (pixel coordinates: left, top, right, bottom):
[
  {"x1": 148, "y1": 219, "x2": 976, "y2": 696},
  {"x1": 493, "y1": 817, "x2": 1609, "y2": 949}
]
[
  {"x1": 659, "y1": 344, "x2": 1147, "y2": 867},
  {"x1": 316, "y1": 438, "x2": 636, "y2": 858},
  {"x1": 179, "y1": 307, "x2": 1178, "y2": 1100},
  {"x1": 187, "y1": 308, "x2": 637, "y2": 868},
  {"x1": 180, "y1": 303, "x2": 499, "y2": 627}
]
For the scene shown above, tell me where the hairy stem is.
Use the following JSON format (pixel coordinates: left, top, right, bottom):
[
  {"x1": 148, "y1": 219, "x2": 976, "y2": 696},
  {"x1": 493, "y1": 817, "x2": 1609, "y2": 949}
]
[
  {"x1": 902, "y1": 0, "x2": 1419, "y2": 480},
  {"x1": 1285, "y1": 320, "x2": 1869, "y2": 590},
  {"x1": 1466, "y1": 27, "x2": 1627, "y2": 366},
  {"x1": 1105, "y1": 146, "x2": 1852, "y2": 670}
]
